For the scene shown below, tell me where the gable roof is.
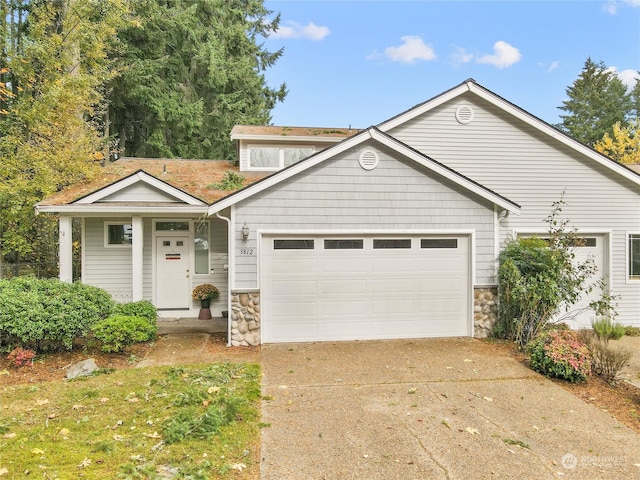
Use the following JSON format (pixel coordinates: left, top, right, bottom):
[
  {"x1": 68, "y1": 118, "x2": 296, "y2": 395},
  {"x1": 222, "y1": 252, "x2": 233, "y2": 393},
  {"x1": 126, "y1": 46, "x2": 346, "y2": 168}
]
[
  {"x1": 378, "y1": 78, "x2": 640, "y2": 187},
  {"x1": 36, "y1": 158, "x2": 270, "y2": 214},
  {"x1": 209, "y1": 126, "x2": 521, "y2": 216},
  {"x1": 231, "y1": 125, "x2": 361, "y2": 142}
]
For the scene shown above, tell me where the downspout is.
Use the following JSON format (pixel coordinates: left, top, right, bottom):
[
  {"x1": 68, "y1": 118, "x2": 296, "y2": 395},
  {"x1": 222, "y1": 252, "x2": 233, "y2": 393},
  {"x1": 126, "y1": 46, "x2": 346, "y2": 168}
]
[{"x1": 216, "y1": 211, "x2": 233, "y2": 347}]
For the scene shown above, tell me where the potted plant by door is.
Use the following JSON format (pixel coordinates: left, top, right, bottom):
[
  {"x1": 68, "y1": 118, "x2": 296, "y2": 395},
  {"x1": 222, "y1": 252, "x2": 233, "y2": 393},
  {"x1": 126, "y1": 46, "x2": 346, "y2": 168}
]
[{"x1": 192, "y1": 284, "x2": 219, "y2": 320}]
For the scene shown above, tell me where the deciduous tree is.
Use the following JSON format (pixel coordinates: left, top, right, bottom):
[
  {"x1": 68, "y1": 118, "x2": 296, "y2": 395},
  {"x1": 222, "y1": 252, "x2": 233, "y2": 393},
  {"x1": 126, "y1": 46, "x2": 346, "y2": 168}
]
[
  {"x1": 594, "y1": 119, "x2": 640, "y2": 164},
  {"x1": 0, "y1": 0, "x2": 129, "y2": 273}
]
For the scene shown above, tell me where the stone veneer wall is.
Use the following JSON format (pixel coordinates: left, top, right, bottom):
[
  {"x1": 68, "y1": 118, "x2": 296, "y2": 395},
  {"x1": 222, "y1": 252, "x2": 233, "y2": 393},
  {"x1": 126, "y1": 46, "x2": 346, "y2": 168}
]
[
  {"x1": 229, "y1": 288, "x2": 497, "y2": 345},
  {"x1": 474, "y1": 287, "x2": 498, "y2": 338},
  {"x1": 230, "y1": 291, "x2": 261, "y2": 346}
]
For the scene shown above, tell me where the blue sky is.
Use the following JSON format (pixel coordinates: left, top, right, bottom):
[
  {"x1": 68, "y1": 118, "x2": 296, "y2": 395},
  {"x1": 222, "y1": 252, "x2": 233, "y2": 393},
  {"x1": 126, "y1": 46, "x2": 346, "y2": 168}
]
[{"x1": 262, "y1": 0, "x2": 640, "y2": 129}]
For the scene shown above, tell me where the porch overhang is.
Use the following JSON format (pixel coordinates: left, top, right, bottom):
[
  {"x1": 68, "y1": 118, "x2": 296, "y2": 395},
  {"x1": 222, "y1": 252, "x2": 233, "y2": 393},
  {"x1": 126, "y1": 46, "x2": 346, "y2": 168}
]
[{"x1": 35, "y1": 205, "x2": 210, "y2": 215}]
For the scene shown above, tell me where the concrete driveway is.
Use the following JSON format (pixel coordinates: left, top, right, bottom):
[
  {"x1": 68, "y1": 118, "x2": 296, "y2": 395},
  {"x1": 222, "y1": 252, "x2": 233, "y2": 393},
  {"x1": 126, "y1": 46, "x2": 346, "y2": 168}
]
[{"x1": 260, "y1": 338, "x2": 640, "y2": 479}]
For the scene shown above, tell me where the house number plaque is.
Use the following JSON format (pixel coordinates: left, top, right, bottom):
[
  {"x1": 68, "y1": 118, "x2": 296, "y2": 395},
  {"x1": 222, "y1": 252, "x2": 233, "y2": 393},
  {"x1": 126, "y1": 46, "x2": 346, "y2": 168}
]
[{"x1": 239, "y1": 248, "x2": 255, "y2": 256}]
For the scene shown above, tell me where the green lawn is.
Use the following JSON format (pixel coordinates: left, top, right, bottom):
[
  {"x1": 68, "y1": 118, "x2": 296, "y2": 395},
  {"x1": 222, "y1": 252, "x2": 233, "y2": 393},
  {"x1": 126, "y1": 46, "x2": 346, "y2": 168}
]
[{"x1": 0, "y1": 363, "x2": 261, "y2": 479}]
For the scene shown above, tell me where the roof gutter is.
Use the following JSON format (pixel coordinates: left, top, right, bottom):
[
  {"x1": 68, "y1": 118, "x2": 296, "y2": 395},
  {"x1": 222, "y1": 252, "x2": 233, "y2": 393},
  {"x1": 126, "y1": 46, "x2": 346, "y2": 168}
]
[
  {"x1": 35, "y1": 205, "x2": 210, "y2": 215},
  {"x1": 215, "y1": 211, "x2": 233, "y2": 348}
]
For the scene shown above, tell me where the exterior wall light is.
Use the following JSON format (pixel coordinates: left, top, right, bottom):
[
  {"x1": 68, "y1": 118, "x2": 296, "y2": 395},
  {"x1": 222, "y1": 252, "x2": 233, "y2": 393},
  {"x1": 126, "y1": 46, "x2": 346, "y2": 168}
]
[{"x1": 241, "y1": 222, "x2": 250, "y2": 241}]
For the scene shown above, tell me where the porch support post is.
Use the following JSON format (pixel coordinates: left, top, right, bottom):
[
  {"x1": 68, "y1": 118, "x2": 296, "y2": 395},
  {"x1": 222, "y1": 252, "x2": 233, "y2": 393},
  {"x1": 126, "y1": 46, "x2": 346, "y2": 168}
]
[
  {"x1": 132, "y1": 216, "x2": 144, "y2": 301},
  {"x1": 59, "y1": 215, "x2": 73, "y2": 283}
]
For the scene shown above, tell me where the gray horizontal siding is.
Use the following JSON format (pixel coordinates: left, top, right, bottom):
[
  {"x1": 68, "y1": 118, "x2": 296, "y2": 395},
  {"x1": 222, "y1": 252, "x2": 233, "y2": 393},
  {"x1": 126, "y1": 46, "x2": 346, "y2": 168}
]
[
  {"x1": 84, "y1": 218, "x2": 153, "y2": 303},
  {"x1": 388, "y1": 92, "x2": 640, "y2": 325},
  {"x1": 100, "y1": 183, "x2": 180, "y2": 203},
  {"x1": 234, "y1": 141, "x2": 497, "y2": 288}
]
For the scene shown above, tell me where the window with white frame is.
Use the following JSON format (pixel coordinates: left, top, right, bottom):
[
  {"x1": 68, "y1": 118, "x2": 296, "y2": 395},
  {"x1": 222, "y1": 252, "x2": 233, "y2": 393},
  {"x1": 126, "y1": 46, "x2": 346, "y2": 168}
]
[
  {"x1": 629, "y1": 234, "x2": 640, "y2": 280},
  {"x1": 248, "y1": 145, "x2": 314, "y2": 170},
  {"x1": 194, "y1": 221, "x2": 210, "y2": 275},
  {"x1": 105, "y1": 223, "x2": 132, "y2": 247}
]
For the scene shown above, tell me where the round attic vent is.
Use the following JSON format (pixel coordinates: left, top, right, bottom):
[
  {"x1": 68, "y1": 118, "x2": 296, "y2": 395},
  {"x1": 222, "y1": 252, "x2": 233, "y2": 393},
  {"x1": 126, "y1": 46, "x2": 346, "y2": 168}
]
[
  {"x1": 455, "y1": 105, "x2": 474, "y2": 124},
  {"x1": 359, "y1": 150, "x2": 379, "y2": 170}
]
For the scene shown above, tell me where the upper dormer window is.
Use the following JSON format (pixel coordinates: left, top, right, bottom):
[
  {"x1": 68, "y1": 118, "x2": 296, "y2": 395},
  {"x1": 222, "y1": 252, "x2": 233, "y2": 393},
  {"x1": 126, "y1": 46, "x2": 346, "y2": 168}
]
[{"x1": 248, "y1": 145, "x2": 314, "y2": 171}]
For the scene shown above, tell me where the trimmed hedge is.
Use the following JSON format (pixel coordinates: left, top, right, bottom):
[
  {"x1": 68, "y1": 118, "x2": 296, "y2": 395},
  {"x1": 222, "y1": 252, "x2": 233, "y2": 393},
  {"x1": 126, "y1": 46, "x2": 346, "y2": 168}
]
[
  {"x1": 0, "y1": 277, "x2": 114, "y2": 352},
  {"x1": 113, "y1": 300, "x2": 157, "y2": 323},
  {"x1": 92, "y1": 315, "x2": 156, "y2": 353}
]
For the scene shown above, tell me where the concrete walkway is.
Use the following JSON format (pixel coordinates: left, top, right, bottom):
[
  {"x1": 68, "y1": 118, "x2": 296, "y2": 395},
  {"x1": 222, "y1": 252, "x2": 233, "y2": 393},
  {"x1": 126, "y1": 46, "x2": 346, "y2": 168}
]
[{"x1": 260, "y1": 338, "x2": 640, "y2": 480}]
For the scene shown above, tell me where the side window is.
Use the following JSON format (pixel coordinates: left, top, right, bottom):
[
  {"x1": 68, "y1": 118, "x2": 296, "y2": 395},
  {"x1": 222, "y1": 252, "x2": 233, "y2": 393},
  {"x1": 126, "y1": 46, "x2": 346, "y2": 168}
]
[
  {"x1": 630, "y1": 234, "x2": 640, "y2": 280},
  {"x1": 105, "y1": 223, "x2": 132, "y2": 246},
  {"x1": 195, "y1": 221, "x2": 209, "y2": 275},
  {"x1": 249, "y1": 147, "x2": 279, "y2": 169},
  {"x1": 248, "y1": 146, "x2": 314, "y2": 170}
]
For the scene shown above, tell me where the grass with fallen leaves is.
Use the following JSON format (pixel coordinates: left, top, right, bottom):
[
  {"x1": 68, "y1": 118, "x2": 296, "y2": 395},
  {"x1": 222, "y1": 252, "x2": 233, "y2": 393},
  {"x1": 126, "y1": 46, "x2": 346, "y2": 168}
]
[{"x1": 0, "y1": 363, "x2": 261, "y2": 479}]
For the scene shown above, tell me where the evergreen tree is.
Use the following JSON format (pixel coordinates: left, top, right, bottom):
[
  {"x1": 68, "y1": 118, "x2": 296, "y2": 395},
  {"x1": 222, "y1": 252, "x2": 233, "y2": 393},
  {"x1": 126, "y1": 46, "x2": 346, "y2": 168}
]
[
  {"x1": 558, "y1": 58, "x2": 633, "y2": 147},
  {"x1": 109, "y1": 0, "x2": 287, "y2": 160}
]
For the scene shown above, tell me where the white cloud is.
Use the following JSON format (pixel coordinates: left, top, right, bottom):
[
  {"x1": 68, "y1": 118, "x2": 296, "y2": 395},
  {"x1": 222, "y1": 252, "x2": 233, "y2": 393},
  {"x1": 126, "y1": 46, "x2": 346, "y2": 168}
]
[
  {"x1": 603, "y1": 0, "x2": 639, "y2": 14},
  {"x1": 476, "y1": 41, "x2": 522, "y2": 69},
  {"x1": 271, "y1": 21, "x2": 330, "y2": 41},
  {"x1": 548, "y1": 61, "x2": 560, "y2": 72},
  {"x1": 382, "y1": 36, "x2": 437, "y2": 64},
  {"x1": 603, "y1": 0, "x2": 618, "y2": 14},
  {"x1": 615, "y1": 68, "x2": 640, "y2": 89},
  {"x1": 450, "y1": 46, "x2": 474, "y2": 65}
]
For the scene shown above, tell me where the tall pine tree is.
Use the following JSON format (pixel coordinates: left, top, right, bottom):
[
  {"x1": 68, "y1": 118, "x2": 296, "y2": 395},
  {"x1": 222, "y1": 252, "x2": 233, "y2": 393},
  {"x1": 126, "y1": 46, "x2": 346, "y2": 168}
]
[
  {"x1": 109, "y1": 0, "x2": 287, "y2": 160},
  {"x1": 558, "y1": 58, "x2": 633, "y2": 147}
]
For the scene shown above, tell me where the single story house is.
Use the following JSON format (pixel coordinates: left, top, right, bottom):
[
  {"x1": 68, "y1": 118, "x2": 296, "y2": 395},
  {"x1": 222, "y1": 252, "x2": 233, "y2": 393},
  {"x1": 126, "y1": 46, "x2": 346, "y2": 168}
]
[{"x1": 36, "y1": 79, "x2": 640, "y2": 345}]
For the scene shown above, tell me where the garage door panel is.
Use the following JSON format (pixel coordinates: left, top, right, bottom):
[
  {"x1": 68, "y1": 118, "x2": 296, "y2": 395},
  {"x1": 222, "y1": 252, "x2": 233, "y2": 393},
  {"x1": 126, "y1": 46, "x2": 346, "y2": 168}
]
[
  {"x1": 371, "y1": 257, "x2": 415, "y2": 273},
  {"x1": 415, "y1": 257, "x2": 465, "y2": 271},
  {"x1": 322, "y1": 321, "x2": 367, "y2": 338},
  {"x1": 414, "y1": 299, "x2": 467, "y2": 316},
  {"x1": 371, "y1": 298, "x2": 416, "y2": 314},
  {"x1": 322, "y1": 300, "x2": 369, "y2": 315},
  {"x1": 262, "y1": 235, "x2": 471, "y2": 342},
  {"x1": 321, "y1": 279, "x2": 367, "y2": 295},
  {"x1": 267, "y1": 257, "x2": 318, "y2": 274},
  {"x1": 321, "y1": 258, "x2": 367, "y2": 273},
  {"x1": 271, "y1": 300, "x2": 317, "y2": 317},
  {"x1": 270, "y1": 323, "x2": 319, "y2": 342},
  {"x1": 370, "y1": 277, "x2": 414, "y2": 293},
  {"x1": 414, "y1": 277, "x2": 466, "y2": 291},
  {"x1": 271, "y1": 279, "x2": 318, "y2": 296}
]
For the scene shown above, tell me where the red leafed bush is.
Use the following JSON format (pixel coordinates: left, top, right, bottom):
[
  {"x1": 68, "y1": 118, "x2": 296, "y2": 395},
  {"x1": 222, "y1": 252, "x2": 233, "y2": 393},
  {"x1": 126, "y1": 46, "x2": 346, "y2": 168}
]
[
  {"x1": 528, "y1": 329, "x2": 591, "y2": 382},
  {"x1": 6, "y1": 347, "x2": 36, "y2": 368}
]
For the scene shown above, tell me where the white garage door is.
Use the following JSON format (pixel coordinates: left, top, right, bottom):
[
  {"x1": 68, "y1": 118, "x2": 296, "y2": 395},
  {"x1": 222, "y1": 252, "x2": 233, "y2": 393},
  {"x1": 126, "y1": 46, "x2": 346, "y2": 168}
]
[{"x1": 261, "y1": 235, "x2": 471, "y2": 343}]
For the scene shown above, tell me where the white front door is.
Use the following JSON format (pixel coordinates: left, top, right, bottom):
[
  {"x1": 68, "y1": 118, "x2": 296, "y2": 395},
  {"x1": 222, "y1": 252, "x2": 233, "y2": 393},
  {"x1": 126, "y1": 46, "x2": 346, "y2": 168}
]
[{"x1": 156, "y1": 236, "x2": 190, "y2": 309}]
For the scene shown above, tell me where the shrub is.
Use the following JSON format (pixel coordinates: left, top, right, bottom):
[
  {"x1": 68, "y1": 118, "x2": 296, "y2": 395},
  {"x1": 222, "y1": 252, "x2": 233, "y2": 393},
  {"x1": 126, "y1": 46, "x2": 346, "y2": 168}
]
[
  {"x1": 6, "y1": 347, "x2": 36, "y2": 368},
  {"x1": 528, "y1": 329, "x2": 591, "y2": 382},
  {"x1": 577, "y1": 329, "x2": 631, "y2": 384},
  {"x1": 0, "y1": 277, "x2": 114, "y2": 352},
  {"x1": 623, "y1": 326, "x2": 640, "y2": 337},
  {"x1": 207, "y1": 171, "x2": 245, "y2": 191},
  {"x1": 113, "y1": 300, "x2": 157, "y2": 324},
  {"x1": 91, "y1": 315, "x2": 156, "y2": 353},
  {"x1": 592, "y1": 317, "x2": 626, "y2": 342}
]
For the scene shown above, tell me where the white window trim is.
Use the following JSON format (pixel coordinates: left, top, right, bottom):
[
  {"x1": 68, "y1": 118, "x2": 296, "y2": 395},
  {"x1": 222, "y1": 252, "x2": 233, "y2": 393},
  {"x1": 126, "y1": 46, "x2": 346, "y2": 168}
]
[
  {"x1": 194, "y1": 220, "x2": 211, "y2": 276},
  {"x1": 247, "y1": 144, "x2": 315, "y2": 171},
  {"x1": 627, "y1": 232, "x2": 640, "y2": 282},
  {"x1": 104, "y1": 221, "x2": 133, "y2": 248}
]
